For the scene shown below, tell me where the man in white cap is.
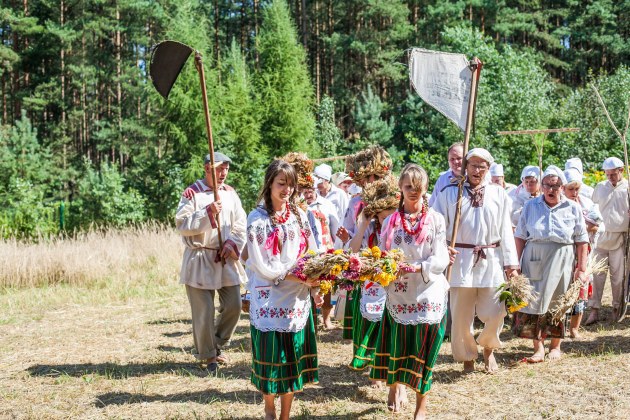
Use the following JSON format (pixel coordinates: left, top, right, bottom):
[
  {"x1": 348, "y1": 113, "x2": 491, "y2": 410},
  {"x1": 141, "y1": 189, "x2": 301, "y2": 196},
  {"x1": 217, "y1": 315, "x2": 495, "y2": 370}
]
[
  {"x1": 585, "y1": 157, "x2": 629, "y2": 324},
  {"x1": 429, "y1": 142, "x2": 463, "y2": 207},
  {"x1": 565, "y1": 157, "x2": 594, "y2": 199},
  {"x1": 509, "y1": 165, "x2": 541, "y2": 228},
  {"x1": 314, "y1": 163, "x2": 349, "y2": 222},
  {"x1": 331, "y1": 172, "x2": 353, "y2": 195},
  {"x1": 177, "y1": 152, "x2": 247, "y2": 372},
  {"x1": 434, "y1": 148, "x2": 519, "y2": 373},
  {"x1": 490, "y1": 163, "x2": 517, "y2": 193}
]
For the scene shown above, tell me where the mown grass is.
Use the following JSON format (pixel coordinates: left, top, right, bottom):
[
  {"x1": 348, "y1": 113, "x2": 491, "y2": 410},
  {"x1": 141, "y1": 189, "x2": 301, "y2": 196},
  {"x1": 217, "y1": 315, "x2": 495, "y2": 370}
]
[{"x1": 0, "y1": 228, "x2": 628, "y2": 419}]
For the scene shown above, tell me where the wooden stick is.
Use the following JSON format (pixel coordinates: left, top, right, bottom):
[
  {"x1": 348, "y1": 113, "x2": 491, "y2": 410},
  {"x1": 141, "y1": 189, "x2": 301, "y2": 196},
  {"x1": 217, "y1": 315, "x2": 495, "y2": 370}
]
[
  {"x1": 312, "y1": 154, "x2": 350, "y2": 163},
  {"x1": 496, "y1": 128, "x2": 580, "y2": 135},
  {"x1": 194, "y1": 52, "x2": 224, "y2": 259},
  {"x1": 446, "y1": 57, "x2": 482, "y2": 282},
  {"x1": 591, "y1": 85, "x2": 623, "y2": 139}
]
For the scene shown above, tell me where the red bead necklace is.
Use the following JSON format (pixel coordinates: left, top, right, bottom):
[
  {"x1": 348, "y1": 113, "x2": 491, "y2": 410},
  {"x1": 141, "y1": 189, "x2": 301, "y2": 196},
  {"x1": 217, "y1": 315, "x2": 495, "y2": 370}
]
[
  {"x1": 272, "y1": 204, "x2": 291, "y2": 226},
  {"x1": 400, "y1": 197, "x2": 428, "y2": 236}
]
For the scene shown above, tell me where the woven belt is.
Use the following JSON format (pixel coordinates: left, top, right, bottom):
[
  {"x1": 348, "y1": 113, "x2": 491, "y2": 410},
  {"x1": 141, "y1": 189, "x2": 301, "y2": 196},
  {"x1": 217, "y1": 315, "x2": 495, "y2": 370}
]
[{"x1": 451, "y1": 241, "x2": 500, "y2": 266}]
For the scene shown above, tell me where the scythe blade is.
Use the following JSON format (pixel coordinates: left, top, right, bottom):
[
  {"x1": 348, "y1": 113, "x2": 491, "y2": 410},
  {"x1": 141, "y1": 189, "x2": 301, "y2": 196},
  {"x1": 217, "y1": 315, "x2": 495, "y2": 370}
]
[{"x1": 149, "y1": 40, "x2": 195, "y2": 99}]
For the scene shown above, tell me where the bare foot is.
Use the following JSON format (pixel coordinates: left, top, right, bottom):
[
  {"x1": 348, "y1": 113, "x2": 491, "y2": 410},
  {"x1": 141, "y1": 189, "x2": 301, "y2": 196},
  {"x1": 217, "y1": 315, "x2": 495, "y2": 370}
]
[
  {"x1": 463, "y1": 360, "x2": 475, "y2": 373},
  {"x1": 569, "y1": 328, "x2": 581, "y2": 339},
  {"x1": 264, "y1": 412, "x2": 277, "y2": 420},
  {"x1": 548, "y1": 348, "x2": 562, "y2": 361},
  {"x1": 387, "y1": 384, "x2": 407, "y2": 412},
  {"x1": 323, "y1": 319, "x2": 334, "y2": 329},
  {"x1": 369, "y1": 379, "x2": 382, "y2": 389},
  {"x1": 525, "y1": 354, "x2": 544, "y2": 363},
  {"x1": 483, "y1": 349, "x2": 499, "y2": 374}
]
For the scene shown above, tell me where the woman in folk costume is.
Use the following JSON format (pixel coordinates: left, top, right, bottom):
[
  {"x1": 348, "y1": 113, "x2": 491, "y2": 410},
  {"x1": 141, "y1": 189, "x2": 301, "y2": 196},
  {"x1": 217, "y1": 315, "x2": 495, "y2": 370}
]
[
  {"x1": 337, "y1": 146, "x2": 393, "y2": 339},
  {"x1": 513, "y1": 166, "x2": 588, "y2": 362},
  {"x1": 245, "y1": 160, "x2": 323, "y2": 420},
  {"x1": 370, "y1": 164, "x2": 450, "y2": 419},
  {"x1": 283, "y1": 152, "x2": 339, "y2": 329},
  {"x1": 346, "y1": 176, "x2": 399, "y2": 383},
  {"x1": 563, "y1": 167, "x2": 605, "y2": 338}
]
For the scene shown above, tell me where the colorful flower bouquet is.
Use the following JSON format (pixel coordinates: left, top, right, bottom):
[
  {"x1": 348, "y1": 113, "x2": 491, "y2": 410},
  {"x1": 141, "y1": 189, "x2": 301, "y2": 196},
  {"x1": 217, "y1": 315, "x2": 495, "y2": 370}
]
[
  {"x1": 291, "y1": 246, "x2": 411, "y2": 294},
  {"x1": 496, "y1": 273, "x2": 538, "y2": 313}
]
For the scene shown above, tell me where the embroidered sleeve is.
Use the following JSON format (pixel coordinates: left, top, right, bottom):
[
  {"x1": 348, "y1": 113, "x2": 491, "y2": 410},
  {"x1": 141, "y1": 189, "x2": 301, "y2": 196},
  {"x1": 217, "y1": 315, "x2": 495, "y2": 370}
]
[
  {"x1": 419, "y1": 212, "x2": 449, "y2": 281},
  {"x1": 246, "y1": 210, "x2": 289, "y2": 282}
]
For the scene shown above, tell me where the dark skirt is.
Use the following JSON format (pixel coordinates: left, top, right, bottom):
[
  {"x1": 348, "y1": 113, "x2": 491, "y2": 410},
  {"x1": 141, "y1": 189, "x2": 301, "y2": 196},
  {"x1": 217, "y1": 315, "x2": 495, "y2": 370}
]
[
  {"x1": 343, "y1": 287, "x2": 360, "y2": 340},
  {"x1": 348, "y1": 294, "x2": 382, "y2": 370},
  {"x1": 250, "y1": 313, "x2": 319, "y2": 395},
  {"x1": 511, "y1": 311, "x2": 565, "y2": 340},
  {"x1": 369, "y1": 310, "x2": 447, "y2": 395}
]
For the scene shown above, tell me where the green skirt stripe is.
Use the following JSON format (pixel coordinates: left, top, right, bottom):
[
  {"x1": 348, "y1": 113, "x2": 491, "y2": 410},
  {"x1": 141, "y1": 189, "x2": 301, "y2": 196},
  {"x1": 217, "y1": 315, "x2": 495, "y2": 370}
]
[
  {"x1": 343, "y1": 287, "x2": 360, "y2": 340},
  {"x1": 369, "y1": 310, "x2": 447, "y2": 395},
  {"x1": 250, "y1": 313, "x2": 319, "y2": 395},
  {"x1": 348, "y1": 289, "x2": 382, "y2": 370}
]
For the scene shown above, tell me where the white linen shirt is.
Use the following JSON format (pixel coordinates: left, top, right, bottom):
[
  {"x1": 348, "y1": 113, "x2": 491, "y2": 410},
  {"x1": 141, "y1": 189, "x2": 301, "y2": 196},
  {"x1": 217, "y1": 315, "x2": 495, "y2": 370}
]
[
  {"x1": 245, "y1": 207, "x2": 317, "y2": 333},
  {"x1": 176, "y1": 180, "x2": 247, "y2": 290},
  {"x1": 509, "y1": 184, "x2": 537, "y2": 227},
  {"x1": 428, "y1": 169, "x2": 455, "y2": 207},
  {"x1": 592, "y1": 179, "x2": 629, "y2": 250},
  {"x1": 514, "y1": 196, "x2": 589, "y2": 244},
  {"x1": 380, "y1": 209, "x2": 450, "y2": 324},
  {"x1": 308, "y1": 195, "x2": 340, "y2": 252},
  {"x1": 434, "y1": 181, "x2": 520, "y2": 288},
  {"x1": 323, "y1": 184, "x2": 349, "y2": 222}
]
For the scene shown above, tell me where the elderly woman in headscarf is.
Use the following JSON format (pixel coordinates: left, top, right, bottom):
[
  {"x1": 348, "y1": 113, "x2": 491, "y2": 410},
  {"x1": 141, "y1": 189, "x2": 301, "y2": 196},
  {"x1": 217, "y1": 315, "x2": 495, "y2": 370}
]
[
  {"x1": 513, "y1": 165, "x2": 589, "y2": 362},
  {"x1": 509, "y1": 165, "x2": 541, "y2": 228},
  {"x1": 563, "y1": 167, "x2": 605, "y2": 338}
]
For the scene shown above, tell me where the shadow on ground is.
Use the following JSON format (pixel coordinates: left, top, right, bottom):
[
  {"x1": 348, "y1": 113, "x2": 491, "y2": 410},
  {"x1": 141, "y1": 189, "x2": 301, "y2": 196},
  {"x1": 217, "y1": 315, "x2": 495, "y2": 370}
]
[{"x1": 26, "y1": 360, "x2": 248, "y2": 379}]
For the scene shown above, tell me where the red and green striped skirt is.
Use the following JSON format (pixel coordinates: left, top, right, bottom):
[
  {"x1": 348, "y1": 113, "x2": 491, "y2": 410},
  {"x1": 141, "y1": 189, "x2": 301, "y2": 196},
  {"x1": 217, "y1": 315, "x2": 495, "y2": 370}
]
[
  {"x1": 369, "y1": 310, "x2": 447, "y2": 395},
  {"x1": 348, "y1": 291, "x2": 382, "y2": 370},
  {"x1": 250, "y1": 314, "x2": 319, "y2": 395},
  {"x1": 343, "y1": 287, "x2": 360, "y2": 340}
]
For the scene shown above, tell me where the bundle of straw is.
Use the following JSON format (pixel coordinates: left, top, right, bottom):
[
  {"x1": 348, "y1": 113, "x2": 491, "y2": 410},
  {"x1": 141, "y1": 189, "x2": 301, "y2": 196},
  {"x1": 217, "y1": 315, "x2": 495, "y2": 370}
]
[
  {"x1": 548, "y1": 256, "x2": 608, "y2": 324},
  {"x1": 497, "y1": 273, "x2": 538, "y2": 313}
]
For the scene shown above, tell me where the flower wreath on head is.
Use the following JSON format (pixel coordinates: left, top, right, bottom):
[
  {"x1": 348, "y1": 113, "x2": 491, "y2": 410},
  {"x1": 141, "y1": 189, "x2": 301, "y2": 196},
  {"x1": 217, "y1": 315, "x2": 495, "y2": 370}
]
[{"x1": 281, "y1": 152, "x2": 314, "y2": 189}]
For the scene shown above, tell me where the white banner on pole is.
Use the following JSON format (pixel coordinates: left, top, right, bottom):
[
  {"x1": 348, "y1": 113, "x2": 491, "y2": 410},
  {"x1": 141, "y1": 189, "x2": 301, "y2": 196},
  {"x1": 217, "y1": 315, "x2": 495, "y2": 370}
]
[{"x1": 409, "y1": 48, "x2": 473, "y2": 132}]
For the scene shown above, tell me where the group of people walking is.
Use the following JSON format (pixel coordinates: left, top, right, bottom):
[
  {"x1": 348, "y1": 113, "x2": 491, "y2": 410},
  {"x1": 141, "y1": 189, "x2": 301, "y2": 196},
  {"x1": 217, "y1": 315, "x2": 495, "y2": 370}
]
[{"x1": 174, "y1": 145, "x2": 626, "y2": 419}]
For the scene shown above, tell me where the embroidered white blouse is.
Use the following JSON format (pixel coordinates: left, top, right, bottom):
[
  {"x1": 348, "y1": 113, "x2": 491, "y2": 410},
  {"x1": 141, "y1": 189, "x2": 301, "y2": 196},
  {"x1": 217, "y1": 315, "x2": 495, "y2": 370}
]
[
  {"x1": 356, "y1": 221, "x2": 387, "y2": 322},
  {"x1": 380, "y1": 209, "x2": 450, "y2": 325},
  {"x1": 245, "y1": 206, "x2": 317, "y2": 333}
]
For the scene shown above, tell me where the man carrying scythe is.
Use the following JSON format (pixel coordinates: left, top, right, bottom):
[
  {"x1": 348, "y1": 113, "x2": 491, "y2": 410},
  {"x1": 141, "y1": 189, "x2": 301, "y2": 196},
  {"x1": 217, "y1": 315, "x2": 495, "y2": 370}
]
[{"x1": 150, "y1": 41, "x2": 247, "y2": 372}]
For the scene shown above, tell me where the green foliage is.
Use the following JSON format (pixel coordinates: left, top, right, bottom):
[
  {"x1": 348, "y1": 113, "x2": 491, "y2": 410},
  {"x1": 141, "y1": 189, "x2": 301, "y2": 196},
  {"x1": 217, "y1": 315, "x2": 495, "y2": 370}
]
[
  {"x1": 314, "y1": 95, "x2": 342, "y2": 158},
  {"x1": 68, "y1": 160, "x2": 146, "y2": 229},
  {"x1": 353, "y1": 85, "x2": 394, "y2": 145},
  {"x1": 0, "y1": 178, "x2": 58, "y2": 239},
  {"x1": 255, "y1": 0, "x2": 316, "y2": 156},
  {"x1": 216, "y1": 39, "x2": 267, "y2": 210}
]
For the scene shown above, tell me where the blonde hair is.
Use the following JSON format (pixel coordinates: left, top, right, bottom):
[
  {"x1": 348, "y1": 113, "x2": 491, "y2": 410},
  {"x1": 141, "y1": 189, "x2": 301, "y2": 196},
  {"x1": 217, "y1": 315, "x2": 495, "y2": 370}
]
[{"x1": 398, "y1": 163, "x2": 429, "y2": 193}]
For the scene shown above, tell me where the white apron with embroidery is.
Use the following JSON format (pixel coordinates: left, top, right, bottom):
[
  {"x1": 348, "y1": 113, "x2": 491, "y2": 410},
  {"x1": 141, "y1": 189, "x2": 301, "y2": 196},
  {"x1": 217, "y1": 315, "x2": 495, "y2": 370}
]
[
  {"x1": 245, "y1": 207, "x2": 317, "y2": 333},
  {"x1": 380, "y1": 209, "x2": 450, "y2": 325},
  {"x1": 360, "y1": 281, "x2": 387, "y2": 322}
]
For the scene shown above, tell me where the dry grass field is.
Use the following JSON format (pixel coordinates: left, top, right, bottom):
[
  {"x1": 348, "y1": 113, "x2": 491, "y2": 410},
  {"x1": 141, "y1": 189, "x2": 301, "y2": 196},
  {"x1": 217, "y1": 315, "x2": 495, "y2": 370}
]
[{"x1": 0, "y1": 228, "x2": 628, "y2": 419}]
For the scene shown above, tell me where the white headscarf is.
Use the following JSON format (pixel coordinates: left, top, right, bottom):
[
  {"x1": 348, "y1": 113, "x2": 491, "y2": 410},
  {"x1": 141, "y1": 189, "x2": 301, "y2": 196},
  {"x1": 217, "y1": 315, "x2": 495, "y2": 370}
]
[{"x1": 542, "y1": 165, "x2": 567, "y2": 184}]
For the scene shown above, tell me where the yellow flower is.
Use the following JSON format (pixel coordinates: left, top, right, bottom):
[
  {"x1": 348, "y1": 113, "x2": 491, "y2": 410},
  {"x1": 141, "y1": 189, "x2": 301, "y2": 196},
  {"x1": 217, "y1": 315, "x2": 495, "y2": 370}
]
[
  {"x1": 307, "y1": 250, "x2": 316, "y2": 256},
  {"x1": 330, "y1": 264, "x2": 342, "y2": 277},
  {"x1": 333, "y1": 249, "x2": 343, "y2": 255},
  {"x1": 371, "y1": 246, "x2": 382, "y2": 259},
  {"x1": 343, "y1": 262, "x2": 349, "y2": 270},
  {"x1": 390, "y1": 261, "x2": 397, "y2": 272},
  {"x1": 362, "y1": 249, "x2": 372, "y2": 257},
  {"x1": 319, "y1": 280, "x2": 332, "y2": 295},
  {"x1": 359, "y1": 275, "x2": 370, "y2": 282}
]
